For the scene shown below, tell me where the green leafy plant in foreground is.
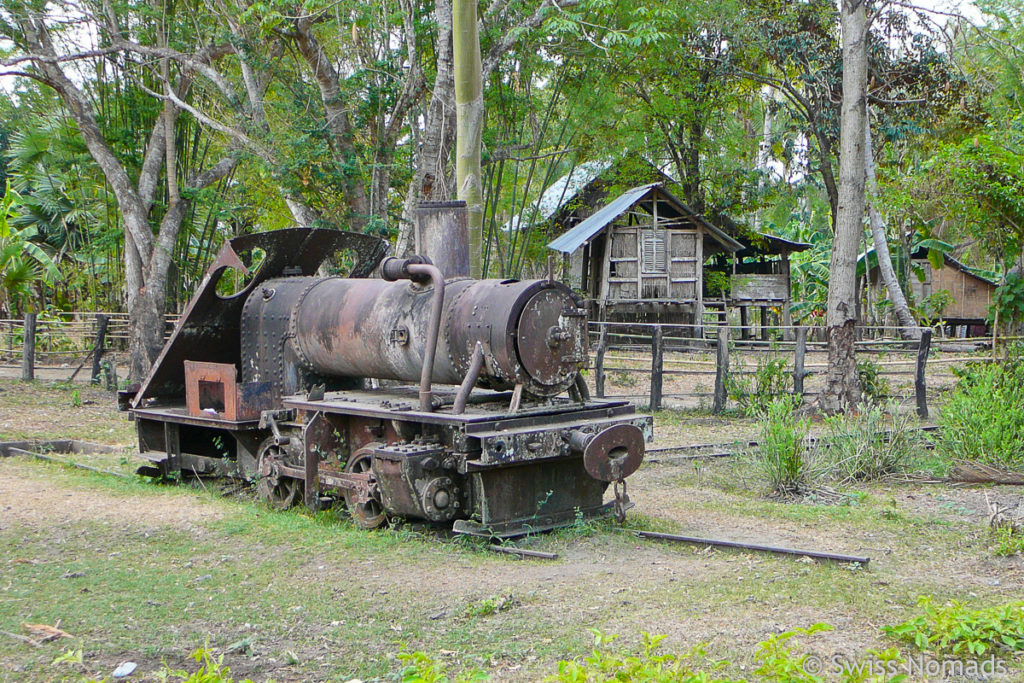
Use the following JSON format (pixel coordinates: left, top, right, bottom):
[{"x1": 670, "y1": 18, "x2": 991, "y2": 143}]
[
  {"x1": 938, "y1": 355, "x2": 1024, "y2": 469},
  {"x1": 152, "y1": 648, "x2": 260, "y2": 683},
  {"x1": 546, "y1": 631, "x2": 738, "y2": 682},
  {"x1": 402, "y1": 625, "x2": 914, "y2": 682},
  {"x1": 882, "y1": 596, "x2": 1024, "y2": 658}
]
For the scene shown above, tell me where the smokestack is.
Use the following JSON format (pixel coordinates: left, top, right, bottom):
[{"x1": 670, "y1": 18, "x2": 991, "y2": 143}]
[{"x1": 414, "y1": 201, "x2": 470, "y2": 278}]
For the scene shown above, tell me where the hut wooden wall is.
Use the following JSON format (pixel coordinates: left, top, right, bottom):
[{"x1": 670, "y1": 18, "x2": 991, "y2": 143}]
[
  {"x1": 606, "y1": 225, "x2": 701, "y2": 303},
  {"x1": 910, "y1": 259, "x2": 993, "y2": 320}
]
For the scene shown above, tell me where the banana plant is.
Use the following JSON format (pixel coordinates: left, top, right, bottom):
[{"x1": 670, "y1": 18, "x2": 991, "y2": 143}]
[{"x1": 1, "y1": 182, "x2": 60, "y2": 316}]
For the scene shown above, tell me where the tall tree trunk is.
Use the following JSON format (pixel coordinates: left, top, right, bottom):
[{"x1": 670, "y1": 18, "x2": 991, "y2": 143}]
[
  {"x1": 819, "y1": 0, "x2": 866, "y2": 414},
  {"x1": 453, "y1": 0, "x2": 484, "y2": 278},
  {"x1": 863, "y1": 116, "x2": 919, "y2": 337},
  {"x1": 397, "y1": 0, "x2": 456, "y2": 257}
]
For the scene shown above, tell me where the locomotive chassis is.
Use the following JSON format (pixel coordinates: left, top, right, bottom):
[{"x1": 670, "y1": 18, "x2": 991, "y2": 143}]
[{"x1": 125, "y1": 227, "x2": 651, "y2": 537}]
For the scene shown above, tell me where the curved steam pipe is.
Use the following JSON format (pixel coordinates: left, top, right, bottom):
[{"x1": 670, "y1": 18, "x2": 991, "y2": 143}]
[{"x1": 381, "y1": 256, "x2": 445, "y2": 411}]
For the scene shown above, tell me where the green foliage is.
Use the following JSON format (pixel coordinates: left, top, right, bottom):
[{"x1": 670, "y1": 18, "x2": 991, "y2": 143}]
[
  {"x1": 398, "y1": 650, "x2": 487, "y2": 683},
  {"x1": 705, "y1": 270, "x2": 731, "y2": 297},
  {"x1": 462, "y1": 594, "x2": 519, "y2": 619},
  {"x1": 882, "y1": 596, "x2": 1024, "y2": 658},
  {"x1": 991, "y1": 526, "x2": 1024, "y2": 557},
  {"x1": 819, "y1": 403, "x2": 920, "y2": 483},
  {"x1": 914, "y1": 289, "x2": 954, "y2": 325},
  {"x1": 937, "y1": 355, "x2": 1024, "y2": 468},
  {"x1": 546, "y1": 631, "x2": 737, "y2": 682},
  {"x1": 0, "y1": 180, "x2": 60, "y2": 315},
  {"x1": 154, "y1": 647, "x2": 260, "y2": 683},
  {"x1": 404, "y1": 626, "x2": 911, "y2": 682},
  {"x1": 991, "y1": 271, "x2": 1024, "y2": 325},
  {"x1": 751, "y1": 397, "x2": 811, "y2": 497},
  {"x1": 855, "y1": 360, "x2": 890, "y2": 403},
  {"x1": 728, "y1": 356, "x2": 793, "y2": 417},
  {"x1": 752, "y1": 624, "x2": 832, "y2": 682}
]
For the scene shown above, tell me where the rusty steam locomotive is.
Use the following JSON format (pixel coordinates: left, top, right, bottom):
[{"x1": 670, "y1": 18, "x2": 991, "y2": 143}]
[{"x1": 124, "y1": 204, "x2": 650, "y2": 537}]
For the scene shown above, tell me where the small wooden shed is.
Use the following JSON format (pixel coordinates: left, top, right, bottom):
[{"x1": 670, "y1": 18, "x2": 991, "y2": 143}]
[
  {"x1": 865, "y1": 246, "x2": 997, "y2": 334},
  {"x1": 547, "y1": 183, "x2": 743, "y2": 325}
]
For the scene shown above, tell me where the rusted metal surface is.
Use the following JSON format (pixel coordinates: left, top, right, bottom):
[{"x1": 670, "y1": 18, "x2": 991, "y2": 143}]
[
  {"x1": 634, "y1": 530, "x2": 870, "y2": 565},
  {"x1": 184, "y1": 360, "x2": 275, "y2": 421},
  {"x1": 257, "y1": 276, "x2": 586, "y2": 399},
  {"x1": 133, "y1": 229, "x2": 387, "y2": 408},
  {"x1": 380, "y1": 258, "x2": 446, "y2": 411},
  {"x1": 130, "y1": 216, "x2": 651, "y2": 537},
  {"x1": 573, "y1": 423, "x2": 645, "y2": 482},
  {"x1": 453, "y1": 341, "x2": 484, "y2": 414}
]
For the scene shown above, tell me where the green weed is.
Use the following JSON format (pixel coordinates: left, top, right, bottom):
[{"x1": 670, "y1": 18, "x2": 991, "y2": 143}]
[
  {"x1": 817, "y1": 403, "x2": 922, "y2": 483},
  {"x1": 152, "y1": 647, "x2": 261, "y2": 682},
  {"x1": 727, "y1": 356, "x2": 793, "y2": 417},
  {"x1": 882, "y1": 596, "x2": 1024, "y2": 658},
  {"x1": 856, "y1": 360, "x2": 890, "y2": 403},
  {"x1": 750, "y1": 397, "x2": 811, "y2": 497},
  {"x1": 938, "y1": 355, "x2": 1024, "y2": 468},
  {"x1": 462, "y1": 593, "x2": 519, "y2": 619},
  {"x1": 991, "y1": 526, "x2": 1024, "y2": 557}
]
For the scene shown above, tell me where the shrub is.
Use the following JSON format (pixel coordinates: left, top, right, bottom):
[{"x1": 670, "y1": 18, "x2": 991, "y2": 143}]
[
  {"x1": 751, "y1": 397, "x2": 811, "y2": 497},
  {"x1": 856, "y1": 360, "x2": 890, "y2": 403},
  {"x1": 546, "y1": 631, "x2": 736, "y2": 682},
  {"x1": 937, "y1": 355, "x2": 1024, "y2": 469},
  {"x1": 882, "y1": 596, "x2": 1024, "y2": 658},
  {"x1": 728, "y1": 356, "x2": 793, "y2": 417},
  {"x1": 818, "y1": 403, "x2": 921, "y2": 483}
]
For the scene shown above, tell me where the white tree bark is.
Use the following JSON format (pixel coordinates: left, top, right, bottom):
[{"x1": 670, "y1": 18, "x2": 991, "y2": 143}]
[
  {"x1": 819, "y1": 0, "x2": 867, "y2": 414},
  {"x1": 863, "y1": 115, "x2": 920, "y2": 336}
]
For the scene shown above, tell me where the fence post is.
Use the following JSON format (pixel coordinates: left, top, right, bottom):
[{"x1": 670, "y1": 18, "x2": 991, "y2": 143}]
[
  {"x1": 649, "y1": 326, "x2": 663, "y2": 411},
  {"x1": 915, "y1": 328, "x2": 932, "y2": 419},
  {"x1": 21, "y1": 312, "x2": 36, "y2": 381},
  {"x1": 713, "y1": 326, "x2": 730, "y2": 414},
  {"x1": 90, "y1": 314, "x2": 110, "y2": 384},
  {"x1": 594, "y1": 325, "x2": 608, "y2": 398},
  {"x1": 793, "y1": 326, "x2": 808, "y2": 396}
]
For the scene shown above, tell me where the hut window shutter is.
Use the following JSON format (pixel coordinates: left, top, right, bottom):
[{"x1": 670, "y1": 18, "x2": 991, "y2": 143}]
[{"x1": 642, "y1": 230, "x2": 667, "y2": 274}]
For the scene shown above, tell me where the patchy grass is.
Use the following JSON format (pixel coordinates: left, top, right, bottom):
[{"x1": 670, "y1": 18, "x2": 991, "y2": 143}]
[
  {"x1": 1, "y1": 384, "x2": 1023, "y2": 681},
  {"x1": 0, "y1": 378, "x2": 133, "y2": 445}
]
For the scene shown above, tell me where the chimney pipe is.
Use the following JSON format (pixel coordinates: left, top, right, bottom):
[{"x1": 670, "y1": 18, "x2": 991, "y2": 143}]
[{"x1": 414, "y1": 201, "x2": 470, "y2": 278}]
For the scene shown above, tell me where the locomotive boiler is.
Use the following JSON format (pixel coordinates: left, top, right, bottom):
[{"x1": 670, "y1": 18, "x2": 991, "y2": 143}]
[{"x1": 125, "y1": 210, "x2": 650, "y2": 537}]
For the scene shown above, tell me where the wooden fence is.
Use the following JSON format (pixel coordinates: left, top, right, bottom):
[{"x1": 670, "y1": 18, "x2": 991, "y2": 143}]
[
  {"x1": 588, "y1": 321, "x2": 1003, "y2": 415},
  {"x1": 1, "y1": 312, "x2": 179, "y2": 383}
]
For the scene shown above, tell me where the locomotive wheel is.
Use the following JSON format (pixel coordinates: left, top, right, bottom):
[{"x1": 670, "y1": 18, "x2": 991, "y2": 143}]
[
  {"x1": 343, "y1": 443, "x2": 387, "y2": 529},
  {"x1": 256, "y1": 439, "x2": 301, "y2": 510}
]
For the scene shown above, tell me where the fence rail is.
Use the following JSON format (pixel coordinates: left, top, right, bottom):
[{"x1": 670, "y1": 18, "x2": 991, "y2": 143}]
[{"x1": 587, "y1": 320, "x2": 999, "y2": 414}]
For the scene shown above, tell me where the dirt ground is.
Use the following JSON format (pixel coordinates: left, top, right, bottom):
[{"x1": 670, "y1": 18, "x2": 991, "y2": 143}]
[{"x1": 1, "y1": 378, "x2": 1023, "y2": 682}]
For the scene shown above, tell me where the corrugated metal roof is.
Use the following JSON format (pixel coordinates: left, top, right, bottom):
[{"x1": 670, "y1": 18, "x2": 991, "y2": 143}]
[
  {"x1": 547, "y1": 184, "x2": 658, "y2": 252},
  {"x1": 506, "y1": 159, "x2": 613, "y2": 232},
  {"x1": 547, "y1": 183, "x2": 743, "y2": 254}
]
